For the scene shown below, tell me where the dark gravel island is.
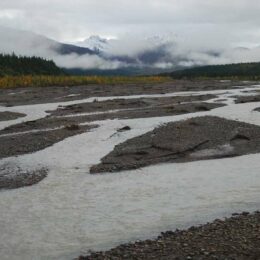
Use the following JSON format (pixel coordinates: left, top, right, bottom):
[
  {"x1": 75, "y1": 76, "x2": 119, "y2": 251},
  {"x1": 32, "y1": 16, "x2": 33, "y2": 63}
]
[
  {"x1": 0, "y1": 111, "x2": 26, "y2": 121},
  {"x1": 0, "y1": 163, "x2": 47, "y2": 190},
  {"x1": 91, "y1": 116, "x2": 260, "y2": 173}
]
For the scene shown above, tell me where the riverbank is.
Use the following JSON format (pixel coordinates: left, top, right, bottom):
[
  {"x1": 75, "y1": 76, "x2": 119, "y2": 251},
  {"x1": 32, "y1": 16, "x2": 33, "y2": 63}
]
[{"x1": 79, "y1": 211, "x2": 260, "y2": 260}]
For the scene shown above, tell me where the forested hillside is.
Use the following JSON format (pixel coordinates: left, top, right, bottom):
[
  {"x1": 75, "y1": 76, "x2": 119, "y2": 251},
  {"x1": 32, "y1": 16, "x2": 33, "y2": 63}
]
[
  {"x1": 166, "y1": 62, "x2": 260, "y2": 79},
  {"x1": 0, "y1": 54, "x2": 64, "y2": 76}
]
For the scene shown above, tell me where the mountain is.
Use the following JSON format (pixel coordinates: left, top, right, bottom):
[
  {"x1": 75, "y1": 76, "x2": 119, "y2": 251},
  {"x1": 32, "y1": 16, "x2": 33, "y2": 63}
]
[
  {"x1": 76, "y1": 35, "x2": 177, "y2": 65},
  {"x1": 2, "y1": 27, "x2": 259, "y2": 76},
  {"x1": 0, "y1": 28, "x2": 181, "y2": 74},
  {"x1": 0, "y1": 27, "x2": 227, "y2": 76},
  {"x1": 74, "y1": 35, "x2": 225, "y2": 72},
  {"x1": 0, "y1": 26, "x2": 96, "y2": 57},
  {"x1": 54, "y1": 43, "x2": 95, "y2": 56},
  {"x1": 76, "y1": 36, "x2": 108, "y2": 52}
]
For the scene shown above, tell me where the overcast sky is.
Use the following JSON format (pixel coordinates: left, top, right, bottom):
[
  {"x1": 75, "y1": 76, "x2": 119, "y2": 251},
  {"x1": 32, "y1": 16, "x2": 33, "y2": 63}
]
[
  {"x1": 0, "y1": 0, "x2": 260, "y2": 47},
  {"x1": 1, "y1": 1, "x2": 260, "y2": 70}
]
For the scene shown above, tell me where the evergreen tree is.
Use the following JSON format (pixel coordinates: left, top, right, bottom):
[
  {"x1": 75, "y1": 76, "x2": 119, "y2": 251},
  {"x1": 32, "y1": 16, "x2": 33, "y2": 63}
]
[
  {"x1": 0, "y1": 53, "x2": 65, "y2": 76},
  {"x1": 166, "y1": 62, "x2": 260, "y2": 79}
]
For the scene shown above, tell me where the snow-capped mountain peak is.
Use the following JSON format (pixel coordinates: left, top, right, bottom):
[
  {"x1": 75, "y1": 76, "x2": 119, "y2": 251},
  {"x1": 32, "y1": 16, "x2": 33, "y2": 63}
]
[{"x1": 76, "y1": 35, "x2": 108, "y2": 51}]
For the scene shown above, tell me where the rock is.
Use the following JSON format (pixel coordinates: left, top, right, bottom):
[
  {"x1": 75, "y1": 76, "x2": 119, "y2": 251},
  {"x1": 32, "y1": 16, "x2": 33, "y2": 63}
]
[{"x1": 117, "y1": 126, "x2": 131, "y2": 132}]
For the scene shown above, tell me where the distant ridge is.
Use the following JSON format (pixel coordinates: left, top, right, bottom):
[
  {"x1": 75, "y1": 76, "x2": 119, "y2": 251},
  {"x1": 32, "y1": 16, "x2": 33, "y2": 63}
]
[
  {"x1": 0, "y1": 26, "x2": 97, "y2": 57},
  {"x1": 164, "y1": 62, "x2": 260, "y2": 78}
]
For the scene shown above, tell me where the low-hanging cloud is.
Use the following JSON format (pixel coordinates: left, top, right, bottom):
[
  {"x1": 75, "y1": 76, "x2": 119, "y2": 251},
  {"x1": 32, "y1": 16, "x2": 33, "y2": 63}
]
[
  {"x1": 1, "y1": 25, "x2": 260, "y2": 71},
  {"x1": 53, "y1": 53, "x2": 125, "y2": 70},
  {"x1": 95, "y1": 34, "x2": 260, "y2": 69}
]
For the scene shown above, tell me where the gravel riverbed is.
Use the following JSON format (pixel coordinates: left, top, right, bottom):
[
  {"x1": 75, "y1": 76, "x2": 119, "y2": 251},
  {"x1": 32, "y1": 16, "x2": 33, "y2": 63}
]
[{"x1": 79, "y1": 212, "x2": 260, "y2": 260}]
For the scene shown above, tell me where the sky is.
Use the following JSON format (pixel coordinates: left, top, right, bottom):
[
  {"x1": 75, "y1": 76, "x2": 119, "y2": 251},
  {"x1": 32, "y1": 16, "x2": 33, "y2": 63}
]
[
  {"x1": 1, "y1": 1, "x2": 260, "y2": 70},
  {"x1": 0, "y1": 0, "x2": 260, "y2": 45}
]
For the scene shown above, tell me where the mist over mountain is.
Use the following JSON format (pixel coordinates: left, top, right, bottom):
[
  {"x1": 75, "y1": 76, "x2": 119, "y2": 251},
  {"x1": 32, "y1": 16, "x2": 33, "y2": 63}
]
[
  {"x1": 0, "y1": 26, "x2": 124, "y2": 71},
  {"x1": 73, "y1": 34, "x2": 228, "y2": 72},
  {"x1": 74, "y1": 34, "x2": 260, "y2": 73},
  {"x1": 76, "y1": 36, "x2": 109, "y2": 52},
  {"x1": 1, "y1": 26, "x2": 260, "y2": 75}
]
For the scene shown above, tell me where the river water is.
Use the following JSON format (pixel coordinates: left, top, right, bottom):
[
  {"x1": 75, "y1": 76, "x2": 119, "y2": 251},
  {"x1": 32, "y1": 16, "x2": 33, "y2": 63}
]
[{"x1": 0, "y1": 86, "x2": 260, "y2": 259}]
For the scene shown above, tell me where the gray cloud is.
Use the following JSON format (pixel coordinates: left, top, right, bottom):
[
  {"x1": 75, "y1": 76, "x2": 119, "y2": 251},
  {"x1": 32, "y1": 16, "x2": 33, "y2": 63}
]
[
  {"x1": 0, "y1": 0, "x2": 260, "y2": 45},
  {"x1": 53, "y1": 54, "x2": 125, "y2": 70},
  {"x1": 1, "y1": 1, "x2": 260, "y2": 71}
]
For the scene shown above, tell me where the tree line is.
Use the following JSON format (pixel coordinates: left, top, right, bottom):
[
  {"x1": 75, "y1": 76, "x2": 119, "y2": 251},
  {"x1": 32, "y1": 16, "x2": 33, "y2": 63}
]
[
  {"x1": 166, "y1": 62, "x2": 260, "y2": 79},
  {"x1": 0, "y1": 53, "x2": 65, "y2": 76}
]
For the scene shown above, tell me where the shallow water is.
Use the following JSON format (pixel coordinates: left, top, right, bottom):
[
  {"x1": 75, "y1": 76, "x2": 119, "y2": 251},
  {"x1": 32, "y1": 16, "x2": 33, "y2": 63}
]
[
  {"x1": 0, "y1": 85, "x2": 258, "y2": 130},
  {"x1": 0, "y1": 86, "x2": 260, "y2": 259}
]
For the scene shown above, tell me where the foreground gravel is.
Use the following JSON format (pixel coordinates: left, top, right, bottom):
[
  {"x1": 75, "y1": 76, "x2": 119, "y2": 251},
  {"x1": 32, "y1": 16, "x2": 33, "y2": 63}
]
[{"x1": 79, "y1": 211, "x2": 260, "y2": 260}]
